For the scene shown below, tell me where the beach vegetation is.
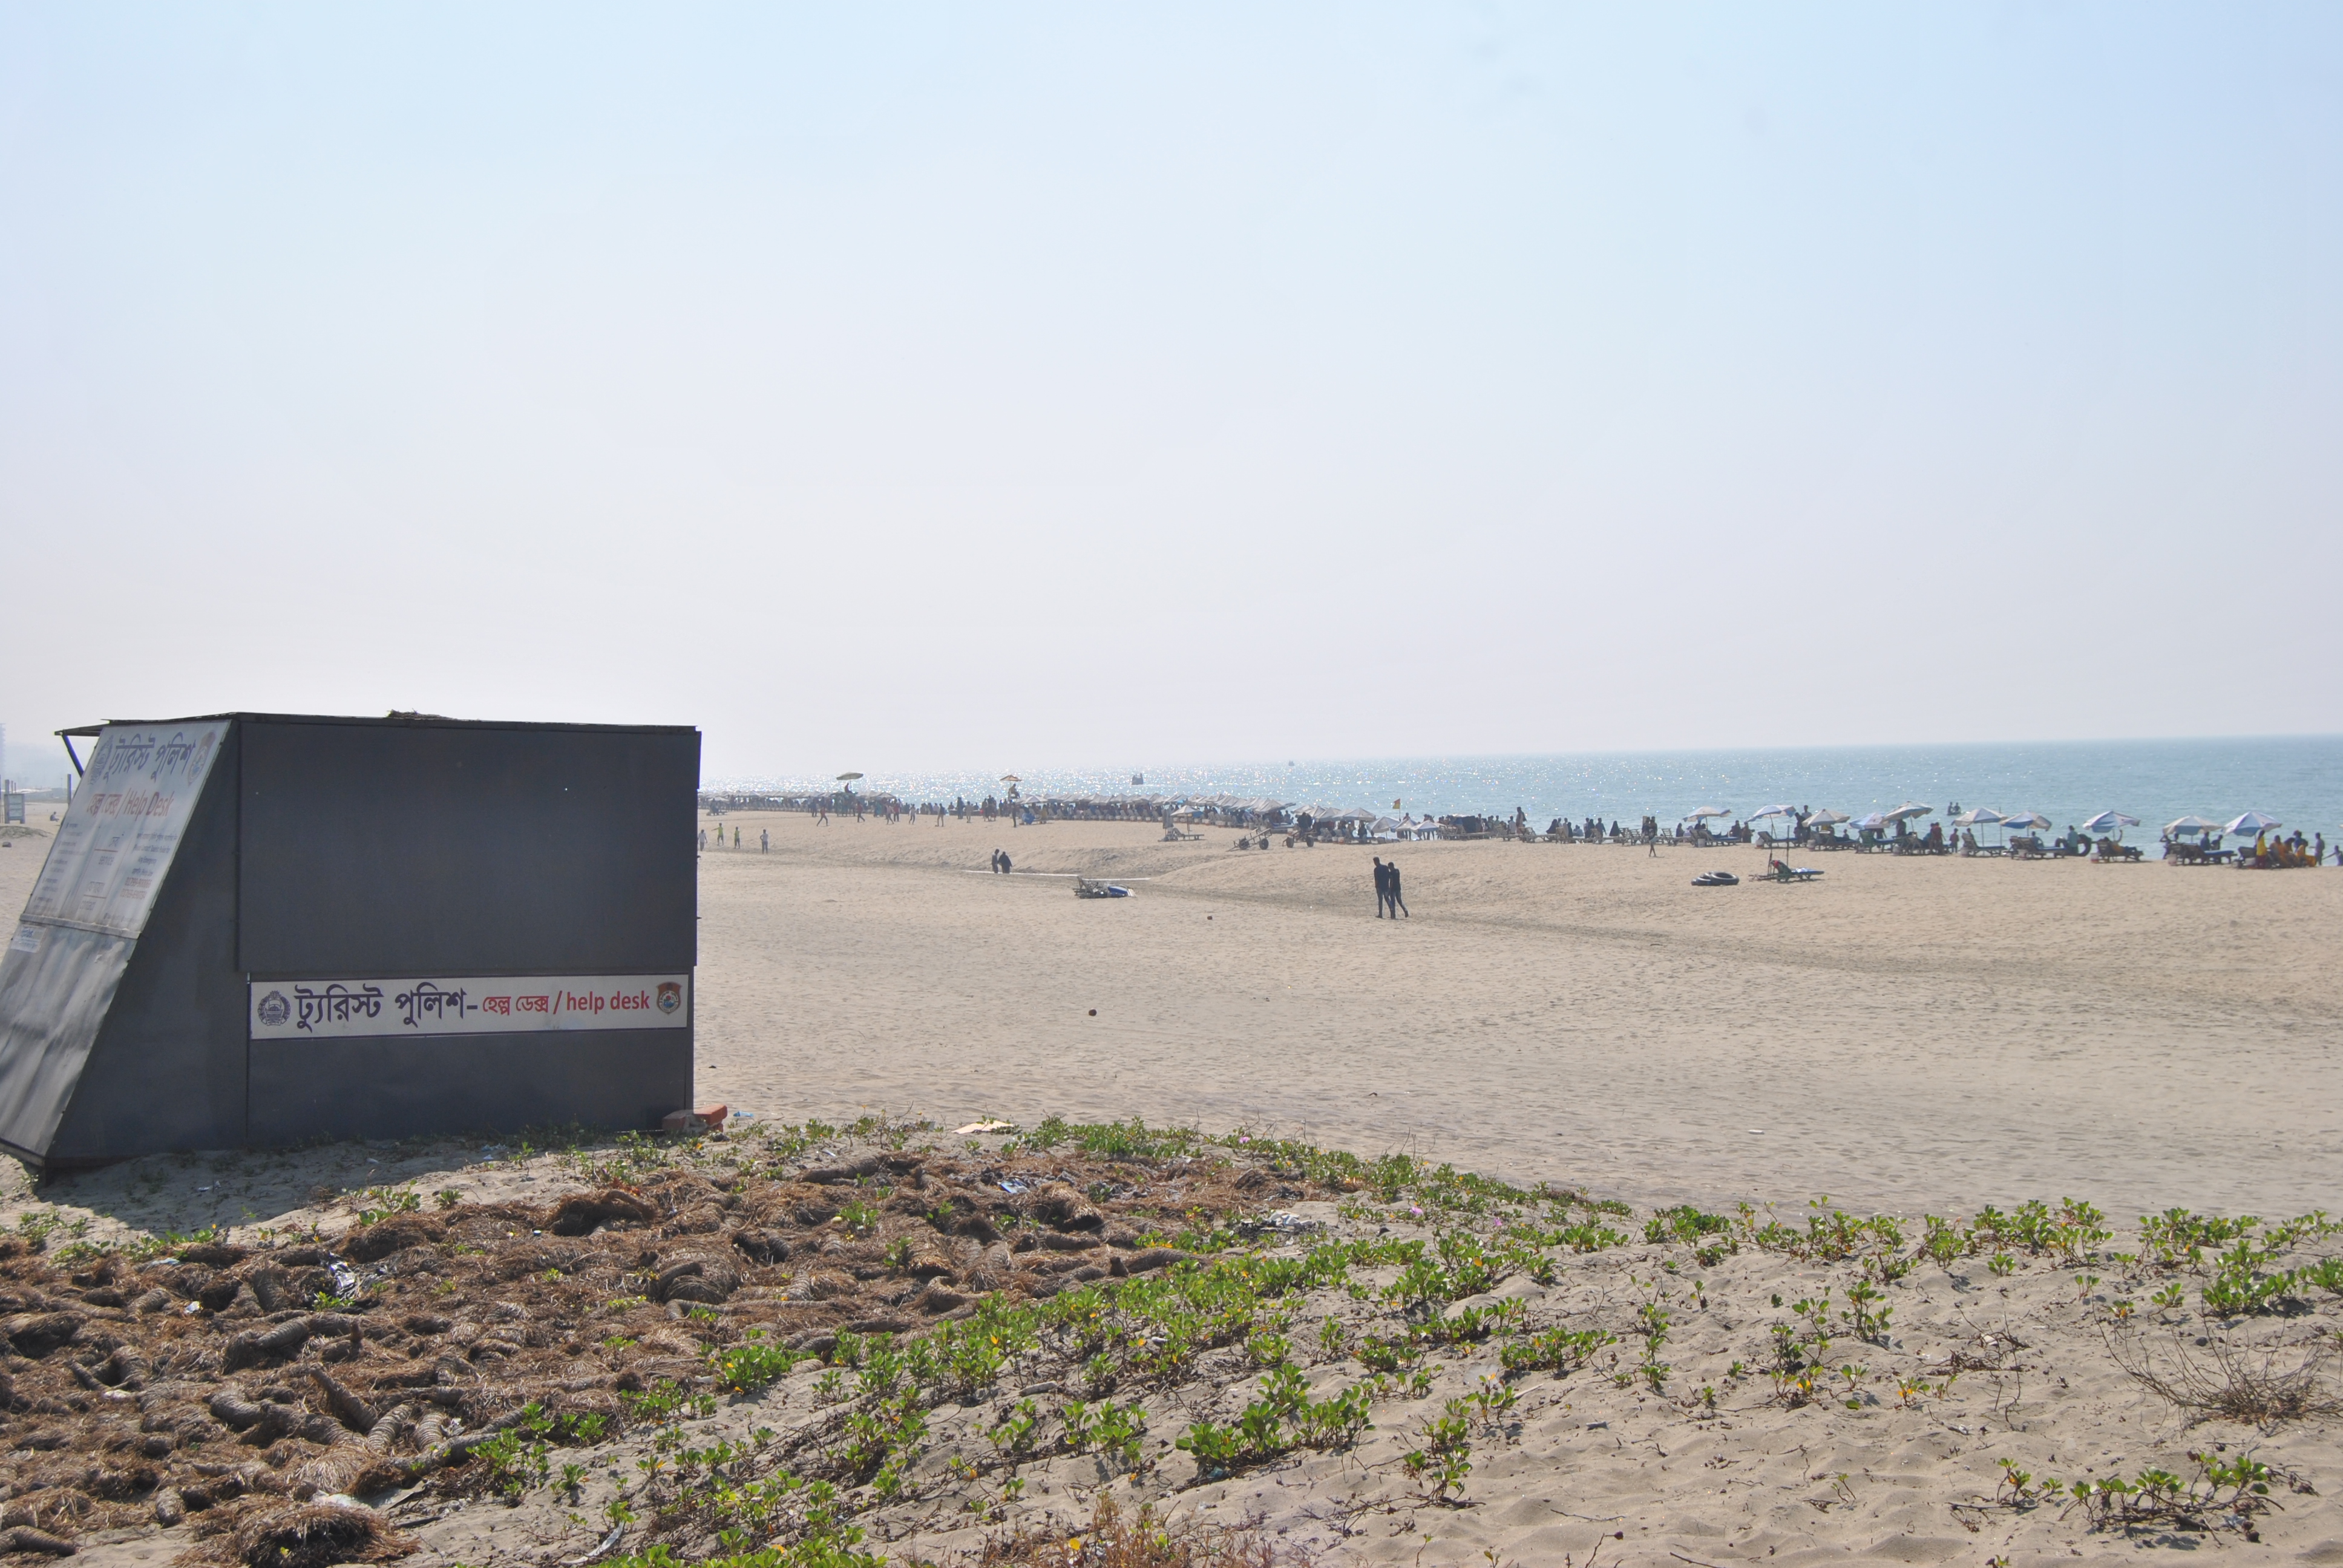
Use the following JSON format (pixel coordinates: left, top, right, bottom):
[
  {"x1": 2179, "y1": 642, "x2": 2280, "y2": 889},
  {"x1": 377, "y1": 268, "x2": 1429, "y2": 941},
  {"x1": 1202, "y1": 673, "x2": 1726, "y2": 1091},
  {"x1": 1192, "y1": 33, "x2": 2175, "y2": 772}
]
[
  {"x1": 1631, "y1": 1288, "x2": 1673, "y2": 1391},
  {"x1": 1400, "y1": 1405, "x2": 1473, "y2": 1504},
  {"x1": 1645, "y1": 1205, "x2": 1732, "y2": 1248},
  {"x1": 709, "y1": 1336, "x2": 801, "y2": 1394},
  {"x1": 1841, "y1": 1279, "x2": 1893, "y2": 1342},
  {"x1": 1173, "y1": 1365, "x2": 1372, "y2": 1477},
  {"x1": 2108, "y1": 1322, "x2": 2342, "y2": 1424},
  {"x1": 2059, "y1": 1451, "x2": 2281, "y2": 1538},
  {"x1": 1060, "y1": 1399, "x2": 1149, "y2": 1471}
]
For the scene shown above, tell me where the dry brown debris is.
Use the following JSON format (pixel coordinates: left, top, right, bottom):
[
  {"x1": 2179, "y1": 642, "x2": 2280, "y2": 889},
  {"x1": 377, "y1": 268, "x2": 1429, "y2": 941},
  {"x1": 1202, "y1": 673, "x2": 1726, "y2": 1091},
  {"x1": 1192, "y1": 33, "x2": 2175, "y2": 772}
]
[{"x1": 0, "y1": 1138, "x2": 1308, "y2": 1557}]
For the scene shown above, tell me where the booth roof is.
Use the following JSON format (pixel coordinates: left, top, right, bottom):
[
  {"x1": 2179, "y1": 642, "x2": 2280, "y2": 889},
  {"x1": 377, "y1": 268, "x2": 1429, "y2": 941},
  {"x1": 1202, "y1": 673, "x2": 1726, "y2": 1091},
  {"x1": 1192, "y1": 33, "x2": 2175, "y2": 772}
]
[{"x1": 59, "y1": 710, "x2": 697, "y2": 737}]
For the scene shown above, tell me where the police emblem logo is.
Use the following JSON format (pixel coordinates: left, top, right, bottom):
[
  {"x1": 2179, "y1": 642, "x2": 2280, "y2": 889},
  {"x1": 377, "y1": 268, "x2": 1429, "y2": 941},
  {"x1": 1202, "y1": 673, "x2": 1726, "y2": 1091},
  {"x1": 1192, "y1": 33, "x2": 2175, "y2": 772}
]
[
  {"x1": 656, "y1": 982, "x2": 683, "y2": 1016},
  {"x1": 256, "y1": 990, "x2": 291, "y2": 1028}
]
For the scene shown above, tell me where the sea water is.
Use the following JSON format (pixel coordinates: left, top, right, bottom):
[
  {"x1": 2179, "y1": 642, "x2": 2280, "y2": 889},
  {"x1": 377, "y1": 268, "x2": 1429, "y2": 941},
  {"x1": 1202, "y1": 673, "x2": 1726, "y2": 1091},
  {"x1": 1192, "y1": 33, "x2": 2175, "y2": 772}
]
[{"x1": 741, "y1": 734, "x2": 2343, "y2": 845}]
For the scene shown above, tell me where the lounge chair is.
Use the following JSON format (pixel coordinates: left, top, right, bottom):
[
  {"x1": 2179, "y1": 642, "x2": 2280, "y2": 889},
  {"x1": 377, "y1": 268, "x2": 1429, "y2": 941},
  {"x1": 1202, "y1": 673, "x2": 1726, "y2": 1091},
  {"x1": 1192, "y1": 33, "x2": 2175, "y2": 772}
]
[{"x1": 1765, "y1": 859, "x2": 1822, "y2": 883}]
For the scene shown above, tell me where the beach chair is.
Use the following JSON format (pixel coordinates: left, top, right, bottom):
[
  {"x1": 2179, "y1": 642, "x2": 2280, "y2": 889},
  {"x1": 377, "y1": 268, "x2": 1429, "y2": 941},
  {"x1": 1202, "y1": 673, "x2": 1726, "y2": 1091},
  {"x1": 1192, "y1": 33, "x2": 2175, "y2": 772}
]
[{"x1": 1765, "y1": 859, "x2": 1823, "y2": 883}]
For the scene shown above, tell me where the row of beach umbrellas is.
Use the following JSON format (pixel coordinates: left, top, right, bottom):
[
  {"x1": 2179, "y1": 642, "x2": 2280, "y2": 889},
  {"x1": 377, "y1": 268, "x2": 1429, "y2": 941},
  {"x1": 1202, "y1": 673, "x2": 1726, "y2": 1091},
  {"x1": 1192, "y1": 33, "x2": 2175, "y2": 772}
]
[{"x1": 1681, "y1": 802, "x2": 2285, "y2": 839}]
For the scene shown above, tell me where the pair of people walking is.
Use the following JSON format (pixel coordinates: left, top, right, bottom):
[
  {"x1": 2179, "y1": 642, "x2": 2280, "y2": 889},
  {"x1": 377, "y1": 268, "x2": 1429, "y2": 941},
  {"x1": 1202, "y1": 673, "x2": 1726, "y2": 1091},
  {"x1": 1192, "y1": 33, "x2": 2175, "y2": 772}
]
[
  {"x1": 990, "y1": 849, "x2": 1014, "y2": 875},
  {"x1": 1372, "y1": 856, "x2": 1409, "y2": 919}
]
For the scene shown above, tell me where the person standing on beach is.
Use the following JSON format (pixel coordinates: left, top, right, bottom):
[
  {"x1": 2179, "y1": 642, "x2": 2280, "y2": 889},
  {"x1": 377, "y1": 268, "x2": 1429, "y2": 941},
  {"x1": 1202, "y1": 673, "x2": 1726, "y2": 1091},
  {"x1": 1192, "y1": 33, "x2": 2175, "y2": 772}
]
[
  {"x1": 1388, "y1": 860, "x2": 1408, "y2": 918},
  {"x1": 1371, "y1": 857, "x2": 1389, "y2": 917},
  {"x1": 761, "y1": 828, "x2": 768, "y2": 852}
]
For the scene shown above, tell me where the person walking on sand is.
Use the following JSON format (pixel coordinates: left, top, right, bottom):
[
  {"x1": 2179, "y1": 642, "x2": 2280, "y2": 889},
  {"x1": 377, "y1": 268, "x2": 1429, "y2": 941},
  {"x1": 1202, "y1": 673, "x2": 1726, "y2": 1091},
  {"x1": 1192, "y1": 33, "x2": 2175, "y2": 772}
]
[
  {"x1": 1387, "y1": 860, "x2": 1408, "y2": 918},
  {"x1": 1371, "y1": 857, "x2": 1389, "y2": 917},
  {"x1": 760, "y1": 828, "x2": 768, "y2": 852}
]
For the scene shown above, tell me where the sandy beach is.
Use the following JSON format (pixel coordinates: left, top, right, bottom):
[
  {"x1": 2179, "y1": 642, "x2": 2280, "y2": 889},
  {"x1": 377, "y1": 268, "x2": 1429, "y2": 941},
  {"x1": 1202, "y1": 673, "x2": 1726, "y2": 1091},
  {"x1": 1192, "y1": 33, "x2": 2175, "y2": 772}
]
[
  {"x1": 686, "y1": 811, "x2": 2342, "y2": 1218},
  {"x1": 5, "y1": 802, "x2": 2336, "y2": 1218},
  {"x1": 3, "y1": 807, "x2": 2342, "y2": 1566}
]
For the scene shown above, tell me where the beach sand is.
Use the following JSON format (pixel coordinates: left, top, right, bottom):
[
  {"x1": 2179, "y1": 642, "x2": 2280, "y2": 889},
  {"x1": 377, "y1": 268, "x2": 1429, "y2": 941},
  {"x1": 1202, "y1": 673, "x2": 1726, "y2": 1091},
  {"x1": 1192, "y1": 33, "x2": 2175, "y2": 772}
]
[
  {"x1": 4, "y1": 807, "x2": 2342, "y2": 1566},
  {"x1": 5, "y1": 806, "x2": 2333, "y2": 1218},
  {"x1": 690, "y1": 811, "x2": 2342, "y2": 1218}
]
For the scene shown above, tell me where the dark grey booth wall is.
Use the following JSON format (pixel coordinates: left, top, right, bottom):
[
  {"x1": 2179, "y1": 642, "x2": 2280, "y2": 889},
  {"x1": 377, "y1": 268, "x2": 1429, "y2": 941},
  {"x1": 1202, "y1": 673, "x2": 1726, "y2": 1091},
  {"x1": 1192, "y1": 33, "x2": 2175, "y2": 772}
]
[
  {"x1": 247, "y1": 1032, "x2": 691, "y2": 1147},
  {"x1": 238, "y1": 720, "x2": 699, "y2": 976}
]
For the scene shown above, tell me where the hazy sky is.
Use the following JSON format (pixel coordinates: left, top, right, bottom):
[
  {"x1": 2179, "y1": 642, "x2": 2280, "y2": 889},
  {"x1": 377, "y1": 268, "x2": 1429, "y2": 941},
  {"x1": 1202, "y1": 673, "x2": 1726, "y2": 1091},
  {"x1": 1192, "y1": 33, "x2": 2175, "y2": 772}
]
[{"x1": 3, "y1": 4, "x2": 2337, "y2": 783}]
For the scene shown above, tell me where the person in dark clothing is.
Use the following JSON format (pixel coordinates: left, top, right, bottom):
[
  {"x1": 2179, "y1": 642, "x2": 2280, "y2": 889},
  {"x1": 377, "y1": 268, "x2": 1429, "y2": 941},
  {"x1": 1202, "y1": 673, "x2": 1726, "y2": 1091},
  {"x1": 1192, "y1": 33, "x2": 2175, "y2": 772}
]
[
  {"x1": 1386, "y1": 860, "x2": 1408, "y2": 918},
  {"x1": 1371, "y1": 857, "x2": 1390, "y2": 917}
]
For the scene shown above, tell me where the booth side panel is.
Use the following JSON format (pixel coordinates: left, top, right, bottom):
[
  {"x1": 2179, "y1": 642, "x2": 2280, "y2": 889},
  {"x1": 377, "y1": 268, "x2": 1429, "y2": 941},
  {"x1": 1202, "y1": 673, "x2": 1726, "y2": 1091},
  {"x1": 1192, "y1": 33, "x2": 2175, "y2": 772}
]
[
  {"x1": 245, "y1": 1031, "x2": 690, "y2": 1145},
  {"x1": 0, "y1": 929, "x2": 137, "y2": 1166},
  {"x1": 45, "y1": 733, "x2": 247, "y2": 1164},
  {"x1": 236, "y1": 724, "x2": 698, "y2": 976}
]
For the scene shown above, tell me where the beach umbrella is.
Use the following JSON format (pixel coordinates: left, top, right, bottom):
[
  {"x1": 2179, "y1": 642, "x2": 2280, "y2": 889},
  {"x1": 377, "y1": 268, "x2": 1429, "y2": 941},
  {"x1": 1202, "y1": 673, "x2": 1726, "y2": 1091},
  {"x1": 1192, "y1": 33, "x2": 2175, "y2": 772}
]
[
  {"x1": 1000, "y1": 775, "x2": 1020, "y2": 782},
  {"x1": 1852, "y1": 812, "x2": 1889, "y2": 831},
  {"x1": 2080, "y1": 811, "x2": 2139, "y2": 835},
  {"x1": 1805, "y1": 809, "x2": 1850, "y2": 826},
  {"x1": 1883, "y1": 802, "x2": 1935, "y2": 822},
  {"x1": 1686, "y1": 806, "x2": 1731, "y2": 820},
  {"x1": 835, "y1": 772, "x2": 862, "y2": 782},
  {"x1": 1952, "y1": 809, "x2": 2004, "y2": 827},
  {"x1": 2225, "y1": 811, "x2": 2281, "y2": 837},
  {"x1": 2001, "y1": 811, "x2": 2050, "y2": 831},
  {"x1": 2163, "y1": 815, "x2": 2221, "y2": 836},
  {"x1": 1749, "y1": 804, "x2": 1796, "y2": 819}
]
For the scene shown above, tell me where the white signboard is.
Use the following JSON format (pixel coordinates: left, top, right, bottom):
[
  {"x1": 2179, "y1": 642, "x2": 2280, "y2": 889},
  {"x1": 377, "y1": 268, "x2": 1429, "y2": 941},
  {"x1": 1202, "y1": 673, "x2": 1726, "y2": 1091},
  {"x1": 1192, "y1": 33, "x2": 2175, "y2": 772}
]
[
  {"x1": 22, "y1": 723, "x2": 228, "y2": 939},
  {"x1": 249, "y1": 973, "x2": 691, "y2": 1040}
]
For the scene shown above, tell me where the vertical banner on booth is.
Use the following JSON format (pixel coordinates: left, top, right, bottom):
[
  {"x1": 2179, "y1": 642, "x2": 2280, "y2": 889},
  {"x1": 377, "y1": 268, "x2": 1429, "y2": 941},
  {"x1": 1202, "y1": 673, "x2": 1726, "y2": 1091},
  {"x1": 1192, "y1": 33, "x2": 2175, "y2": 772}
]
[{"x1": 21, "y1": 724, "x2": 229, "y2": 939}]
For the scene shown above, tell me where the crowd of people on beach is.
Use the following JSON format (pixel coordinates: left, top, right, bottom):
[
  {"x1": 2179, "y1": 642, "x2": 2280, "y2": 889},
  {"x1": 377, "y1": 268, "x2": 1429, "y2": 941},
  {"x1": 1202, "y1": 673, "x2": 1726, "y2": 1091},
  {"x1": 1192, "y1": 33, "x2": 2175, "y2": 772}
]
[{"x1": 696, "y1": 789, "x2": 2337, "y2": 869}]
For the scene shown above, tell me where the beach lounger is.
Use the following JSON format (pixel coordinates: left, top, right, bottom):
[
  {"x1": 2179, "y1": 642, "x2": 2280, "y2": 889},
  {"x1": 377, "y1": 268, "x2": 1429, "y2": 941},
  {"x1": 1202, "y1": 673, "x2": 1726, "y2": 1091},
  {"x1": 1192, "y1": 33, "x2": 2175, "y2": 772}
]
[{"x1": 1763, "y1": 859, "x2": 1821, "y2": 882}]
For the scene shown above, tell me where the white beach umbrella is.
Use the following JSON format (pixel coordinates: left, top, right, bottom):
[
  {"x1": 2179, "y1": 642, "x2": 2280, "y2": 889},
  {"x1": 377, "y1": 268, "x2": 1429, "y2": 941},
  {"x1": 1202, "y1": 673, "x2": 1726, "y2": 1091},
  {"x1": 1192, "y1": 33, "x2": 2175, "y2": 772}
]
[
  {"x1": 1952, "y1": 809, "x2": 2004, "y2": 828},
  {"x1": 1749, "y1": 803, "x2": 1797, "y2": 820},
  {"x1": 2080, "y1": 811, "x2": 2139, "y2": 834},
  {"x1": 1685, "y1": 805, "x2": 1731, "y2": 820},
  {"x1": 2225, "y1": 811, "x2": 2281, "y2": 837},
  {"x1": 1804, "y1": 809, "x2": 1850, "y2": 826},
  {"x1": 2164, "y1": 815, "x2": 2221, "y2": 835},
  {"x1": 1883, "y1": 802, "x2": 1935, "y2": 822},
  {"x1": 2001, "y1": 812, "x2": 2050, "y2": 831},
  {"x1": 1852, "y1": 812, "x2": 1889, "y2": 831}
]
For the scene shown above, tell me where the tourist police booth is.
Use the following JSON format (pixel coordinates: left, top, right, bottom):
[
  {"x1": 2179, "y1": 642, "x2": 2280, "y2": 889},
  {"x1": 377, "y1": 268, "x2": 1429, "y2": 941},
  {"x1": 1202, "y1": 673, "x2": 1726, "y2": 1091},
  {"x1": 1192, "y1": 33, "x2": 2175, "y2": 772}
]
[{"x1": 0, "y1": 713, "x2": 699, "y2": 1169}]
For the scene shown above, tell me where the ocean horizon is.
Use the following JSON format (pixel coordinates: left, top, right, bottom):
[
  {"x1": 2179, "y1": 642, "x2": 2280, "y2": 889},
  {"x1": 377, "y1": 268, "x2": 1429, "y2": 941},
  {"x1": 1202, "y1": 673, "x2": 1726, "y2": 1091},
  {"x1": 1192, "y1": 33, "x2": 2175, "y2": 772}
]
[{"x1": 713, "y1": 733, "x2": 2342, "y2": 844}]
